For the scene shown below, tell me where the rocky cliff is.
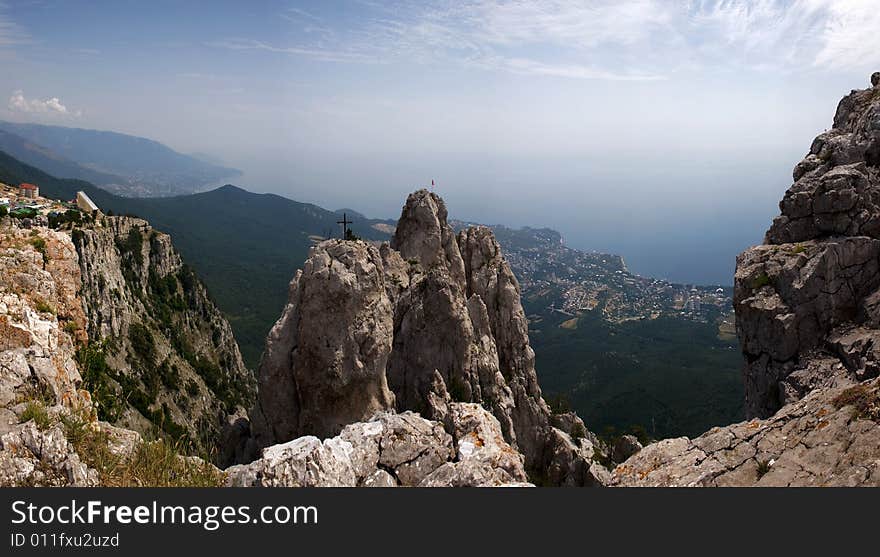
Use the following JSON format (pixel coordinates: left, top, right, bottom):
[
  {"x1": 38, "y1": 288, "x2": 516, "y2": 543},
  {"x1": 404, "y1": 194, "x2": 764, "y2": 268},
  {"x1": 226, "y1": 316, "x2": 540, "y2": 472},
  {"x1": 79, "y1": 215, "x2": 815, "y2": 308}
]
[
  {"x1": 71, "y1": 216, "x2": 254, "y2": 458},
  {"x1": 0, "y1": 221, "x2": 97, "y2": 485},
  {"x1": 249, "y1": 190, "x2": 609, "y2": 485},
  {"x1": 612, "y1": 73, "x2": 880, "y2": 486},
  {"x1": 11, "y1": 76, "x2": 880, "y2": 488},
  {"x1": 0, "y1": 209, "x2": 254, "y2": 484}
]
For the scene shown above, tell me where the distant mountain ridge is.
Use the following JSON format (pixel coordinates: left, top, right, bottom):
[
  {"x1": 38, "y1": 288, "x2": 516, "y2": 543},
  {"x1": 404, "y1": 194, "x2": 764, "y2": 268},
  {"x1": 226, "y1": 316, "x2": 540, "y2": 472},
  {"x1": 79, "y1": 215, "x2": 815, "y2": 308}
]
[
  {"x1": 0, "y1": 120, "x2": 240, "y2": 197},
  {"x1": 0, "y1": 128, "x2": 125, "y2": 187}
]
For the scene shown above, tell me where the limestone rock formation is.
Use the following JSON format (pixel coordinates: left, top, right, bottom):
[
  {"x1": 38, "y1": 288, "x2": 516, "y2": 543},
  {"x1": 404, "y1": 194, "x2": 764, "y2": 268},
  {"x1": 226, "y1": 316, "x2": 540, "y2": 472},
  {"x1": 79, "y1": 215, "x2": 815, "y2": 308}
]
[
  {"x1": 2, "y1": 198, "x2": 542, "y2": 487},
  {"x1": 1, "y1": 224, "x2": 89, "y2": 415},
  {"x1": 612, "y1": 378, "x2": 880, "y2": 487},
  {"x1": 611, "y1": 434, "x2": 643, "y2": 464},
  {"x1": 73, "y1": 216, "x2": 254, "y2": 457},
  {"x1": 251, "y1": 189, "x2": 609, "y2": 485},
  {"x1": 422, "y1": 402, "x2": 528, "y2": 487},
  {"x1": 612, "y1": 74, "x2": 880, "y2": 487},
  {"x1": 0, "y1": 421, "x2": 99, "y2": 487},
  {"x1": 737, "y1": 74, "x2": 880, "y2": 418},
  {"x1": 229, "y1": 403, "x2": 530, "y2": 487},
  {"x1": 251, "y1": 240, "x2": 396, "y2": 446},
  {"x1": 391, "y1": 190, "x2": 466, "y2": 285}
]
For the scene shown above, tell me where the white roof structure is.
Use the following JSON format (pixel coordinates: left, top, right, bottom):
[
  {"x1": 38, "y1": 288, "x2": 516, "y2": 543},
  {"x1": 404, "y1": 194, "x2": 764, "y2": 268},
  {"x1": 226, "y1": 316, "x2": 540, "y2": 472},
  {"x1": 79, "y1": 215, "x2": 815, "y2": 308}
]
[{"x1": 76, "y1": 191, "x2": 99, "y2": 214}]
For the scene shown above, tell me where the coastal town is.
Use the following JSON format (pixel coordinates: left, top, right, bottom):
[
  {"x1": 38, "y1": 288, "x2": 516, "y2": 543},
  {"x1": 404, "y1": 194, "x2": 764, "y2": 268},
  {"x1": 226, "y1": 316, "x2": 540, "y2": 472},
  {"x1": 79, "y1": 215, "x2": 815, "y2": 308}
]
[{"x1": 476, "y1": 223, "x2": 734, "y2": 327}]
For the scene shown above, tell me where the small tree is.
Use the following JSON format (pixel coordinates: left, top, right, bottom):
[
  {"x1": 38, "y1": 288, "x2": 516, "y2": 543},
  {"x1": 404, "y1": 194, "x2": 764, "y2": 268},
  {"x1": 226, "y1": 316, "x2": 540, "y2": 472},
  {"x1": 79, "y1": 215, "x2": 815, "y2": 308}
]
[{"x1": 345, "y1": 228, "x2": 361, "y2": 241}]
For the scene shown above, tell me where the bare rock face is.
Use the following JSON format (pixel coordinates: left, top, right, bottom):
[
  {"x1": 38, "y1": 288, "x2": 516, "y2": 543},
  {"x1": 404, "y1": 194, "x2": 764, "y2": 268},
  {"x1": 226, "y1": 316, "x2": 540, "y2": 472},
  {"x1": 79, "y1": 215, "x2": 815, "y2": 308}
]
[
  {"x1": 615, "y1": 74, "x2": 880, "y2": 487},
  {"x1": 228, "y1": 408, "x2": 530, "y2": 487},
  {"x1": 391, "y1": 190, "x2": 466, "y2": 285},
  {"x1": 0, "y1": 422, "x2": 99, "y2": 487},
  {"x1": 611, "y1": 434, "x2": 643, "y2": 464},
  {"x1": 389, "y1": 192, "x2": 606, "y2": 483},
  {"x1": 252, "y1": 240, "x2": 396, "y2": 446},
  {"x1": 250, "y1": 189, "x2": 609, "y2": 485},
  {"x1": 386, "y1": 270, "x2": 513, "y2": 435},
  {"x1": 1, "y1": 225, "x2": 89, "y2": 413},
  {"x1": 421, "y1": 402, "x2": 528, "y2": 487},
  {"x1": 72, "y1": 216, "x2": 253, "y2": 458},
  {"x1": 612, "y1": 377, "x2": 880, "y2": 487},
  {"x1": 737, "y1": 74, "x2": 880, "y2": 418}
]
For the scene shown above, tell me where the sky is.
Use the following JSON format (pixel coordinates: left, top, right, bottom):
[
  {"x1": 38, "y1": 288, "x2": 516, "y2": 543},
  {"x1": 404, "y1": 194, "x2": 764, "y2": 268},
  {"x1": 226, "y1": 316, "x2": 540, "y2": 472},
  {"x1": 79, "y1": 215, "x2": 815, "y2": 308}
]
[{"x1": 2, "y1": 0, "x2": 880, "y2": 284}]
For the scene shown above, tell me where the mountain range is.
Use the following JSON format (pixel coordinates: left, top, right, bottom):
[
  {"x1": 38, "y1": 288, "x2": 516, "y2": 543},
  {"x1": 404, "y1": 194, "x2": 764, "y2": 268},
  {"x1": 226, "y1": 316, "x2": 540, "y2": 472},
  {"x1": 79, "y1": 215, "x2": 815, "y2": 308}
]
[{"x1": 0, "y1": 121, "x2": 240, "y2": 197}]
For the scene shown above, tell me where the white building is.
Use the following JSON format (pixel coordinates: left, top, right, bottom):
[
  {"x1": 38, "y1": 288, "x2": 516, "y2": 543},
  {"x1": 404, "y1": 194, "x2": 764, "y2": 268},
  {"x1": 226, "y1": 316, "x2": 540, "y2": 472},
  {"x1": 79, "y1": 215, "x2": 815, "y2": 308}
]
[{"x1": 76, "y1": 191, "x2": 99, "y2": 214}]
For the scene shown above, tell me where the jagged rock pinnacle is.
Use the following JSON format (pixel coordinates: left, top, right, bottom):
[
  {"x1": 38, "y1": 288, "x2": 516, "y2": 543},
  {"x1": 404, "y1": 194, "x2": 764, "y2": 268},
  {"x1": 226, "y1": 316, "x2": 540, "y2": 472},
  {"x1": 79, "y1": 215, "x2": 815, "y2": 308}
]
[
  {"x1": 251, "y1": 240, "x2": 396, "y2": 446},
  {"x1": 249, "y1": 188, "x2": 611, "y2": 485}
]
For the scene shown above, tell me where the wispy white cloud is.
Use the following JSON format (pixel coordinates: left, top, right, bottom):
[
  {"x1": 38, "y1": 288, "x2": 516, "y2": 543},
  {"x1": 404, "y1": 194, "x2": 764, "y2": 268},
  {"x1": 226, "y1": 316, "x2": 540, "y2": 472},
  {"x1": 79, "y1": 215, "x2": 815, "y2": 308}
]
[
  {"x1": 281, "y1": 7, "x2": 323, "y2": 23},
  {"x1": 501, "y1": 58, "x2": 666, "y2": 81},
  {"x1": 206, "y1": 38, "x2": 378, "y2": 64},
  {"x1": 811, "y1": 0, "x2": 880, "y2": 70},
  {"x1": 8, "y1": 90, "x2": 81, "y2": 117},
  {"x1": 209, "y1": 1, "x2": 880, "y2": 80},
  {"x1": 457, "y1": 0, "x2": 672, "y2": 48},
  {"x1": 685, "y1": 0, "x2": 880, "y2": 71}
]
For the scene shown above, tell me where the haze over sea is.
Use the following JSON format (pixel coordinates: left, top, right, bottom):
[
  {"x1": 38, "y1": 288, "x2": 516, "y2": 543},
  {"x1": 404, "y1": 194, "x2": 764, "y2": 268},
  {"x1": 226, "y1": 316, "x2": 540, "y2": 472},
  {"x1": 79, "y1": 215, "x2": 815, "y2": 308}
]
[
  {"x1": 5, "y1": 1, "x2": 880, "y2": 285},
  {"x1": 232, "y1": 146, "x2": 791, "y2": 287}
]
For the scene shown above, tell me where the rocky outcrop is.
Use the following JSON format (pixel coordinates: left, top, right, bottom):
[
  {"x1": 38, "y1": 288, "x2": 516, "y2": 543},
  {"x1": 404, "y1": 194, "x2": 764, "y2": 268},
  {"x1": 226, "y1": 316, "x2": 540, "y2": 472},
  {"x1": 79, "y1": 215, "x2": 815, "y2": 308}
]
[
  {"x1": 612, "y1": 74, "x2": 880, "y2": 487},
  {"x1": 2, "y1": 210, "x2": 255, "y2": 463},
  {"x1": 391, "y1": 190, "x2": 466, "y2": 285},
  {"x1": 611, "y1": 434, "x2": 643, "y2": 463},
  {"x1": 251, "y1": 190, "x2": 609, "y2": 485},
  {"x1": 0, "y1": 421, "x2": 99, "y2": 487},
  {"x1": 0, "y1": 221, "x2": 113, "y2": 486},
  {"x1": 457, "y1": 226, "x2": 551, "y2": 463},
  {"x1": 1, "y1": 224, "x2": 89, "y2": 416},
  {"x1": 611, "y1": 377, "x2": 880, "y2": 487},
  {"x1": 3, "y1": 201, "x2": 537, "y2": 487},
  {"x1": 736, "y1": 74, "x2": 880, "y2": 418},
  {"x1": 230, "y1": 403, "x2": 530, "y2": 487},
  {"x1": 251, "y1": 240, "x2": 395, "y2": 446},
  {"x1": 72, "y1": 216, "x2": 254, "y2": 459}
]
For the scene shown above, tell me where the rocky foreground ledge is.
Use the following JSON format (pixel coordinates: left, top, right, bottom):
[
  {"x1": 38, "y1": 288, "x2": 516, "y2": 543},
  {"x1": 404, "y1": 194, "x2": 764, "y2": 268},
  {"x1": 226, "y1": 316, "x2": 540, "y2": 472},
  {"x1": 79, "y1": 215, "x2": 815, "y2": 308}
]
[
  {"x1": 612, "y1": 378, "x2": 880, "y2": 486},
  {"x1": 227, "y1": 404, "x2": 532, "y2": 487}
]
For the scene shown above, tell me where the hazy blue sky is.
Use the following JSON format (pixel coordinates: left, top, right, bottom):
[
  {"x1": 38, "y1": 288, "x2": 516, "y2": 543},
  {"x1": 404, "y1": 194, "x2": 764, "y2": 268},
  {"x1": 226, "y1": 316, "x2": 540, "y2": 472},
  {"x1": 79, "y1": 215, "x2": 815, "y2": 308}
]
[{"x1": 2, "y1": 1, "x2": 880, "y2": 284}]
